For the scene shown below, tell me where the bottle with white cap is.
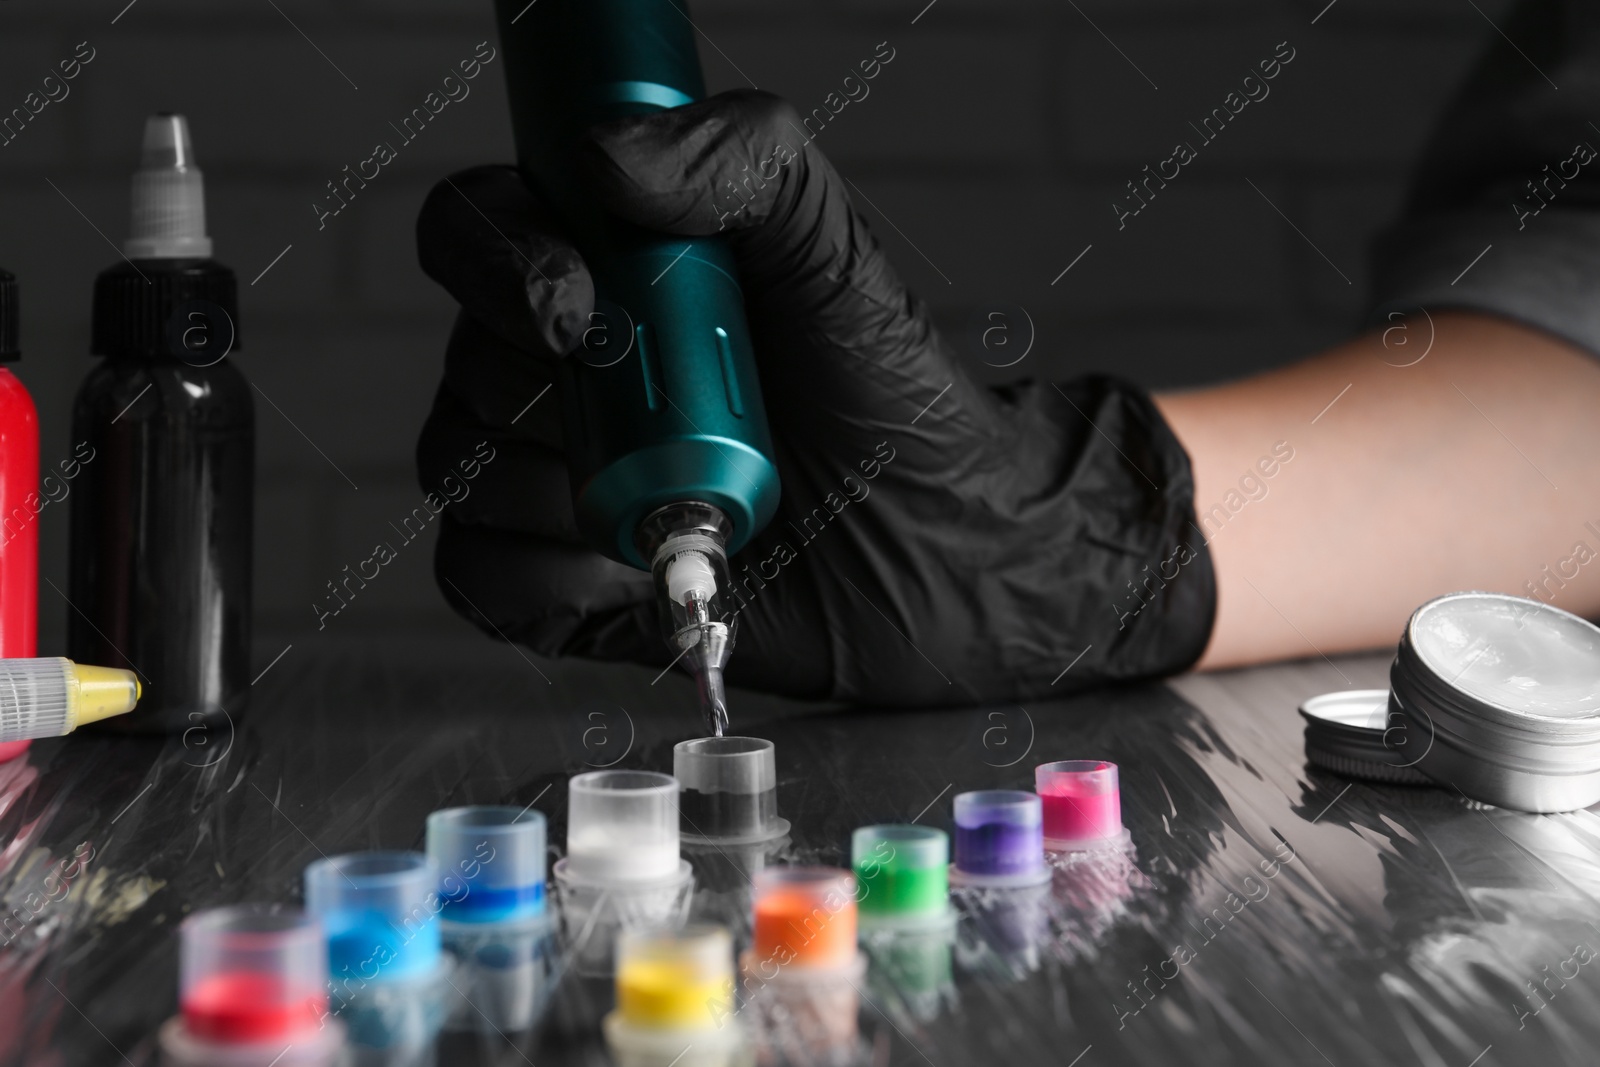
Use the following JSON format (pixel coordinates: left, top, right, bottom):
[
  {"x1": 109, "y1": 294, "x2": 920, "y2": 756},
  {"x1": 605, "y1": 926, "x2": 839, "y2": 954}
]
[{"x1": 68, "y1": 113, "x2": 254, "y2": 734}]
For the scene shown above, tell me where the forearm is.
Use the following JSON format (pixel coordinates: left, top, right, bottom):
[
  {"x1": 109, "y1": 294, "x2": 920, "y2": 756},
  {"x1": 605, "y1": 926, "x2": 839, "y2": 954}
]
[
  {"x1": 1156, "y1": 312, "x2": 1600, "y2": 670},
  {"x1": 1161, "y1": 0, "x2": 1600, "y2": 670}
]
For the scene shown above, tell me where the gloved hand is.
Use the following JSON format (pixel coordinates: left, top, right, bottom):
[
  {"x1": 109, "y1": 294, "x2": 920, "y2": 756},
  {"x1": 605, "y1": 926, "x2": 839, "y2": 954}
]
[{"x1": 415, "y1": 89, "x2": 1214, "y2": 707}]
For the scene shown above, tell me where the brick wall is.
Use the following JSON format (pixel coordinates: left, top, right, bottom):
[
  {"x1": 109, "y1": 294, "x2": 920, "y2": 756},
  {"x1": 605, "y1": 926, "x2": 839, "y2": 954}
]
[{"x1": 0, "y1": 0, "x2": 1515, "y2": 648}]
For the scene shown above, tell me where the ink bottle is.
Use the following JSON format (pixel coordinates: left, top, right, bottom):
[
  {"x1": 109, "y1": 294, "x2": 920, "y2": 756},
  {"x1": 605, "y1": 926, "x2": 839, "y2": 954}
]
[{"x1": 68, "y1": 114, "x2": 253, "y2": 733}]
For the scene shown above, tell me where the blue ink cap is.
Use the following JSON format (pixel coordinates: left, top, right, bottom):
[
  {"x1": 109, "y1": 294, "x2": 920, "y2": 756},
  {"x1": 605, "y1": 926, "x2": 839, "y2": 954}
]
[
  {"x1": 426, "y1": 805, "x2": 547, "y2": 924},
  {"x1": 303, "y1": 851, "x2": 441, "y2": 983}
]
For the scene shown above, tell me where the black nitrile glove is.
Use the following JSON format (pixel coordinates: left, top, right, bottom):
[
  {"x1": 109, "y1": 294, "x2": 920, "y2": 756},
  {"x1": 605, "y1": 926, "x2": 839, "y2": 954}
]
[{"x1": 415, "y1": 90, "x2": 1214, "y2": 707}]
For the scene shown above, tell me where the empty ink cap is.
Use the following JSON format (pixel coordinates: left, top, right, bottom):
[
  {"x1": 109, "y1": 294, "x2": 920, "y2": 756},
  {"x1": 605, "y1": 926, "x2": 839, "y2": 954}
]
[
  {"x1": 1390, "y1": 592, "x2": 1600, "y2": 811},
  {"x1": 1035, "y1": 761, "x2": 1131, "y2": 852},
  {"x1": 852, "y1": 825, "x2": 949, "y2": 924},
  {"x1": 179, "y1": 905, "x2": 328, "y2": 1043},
  {"x1": 615, "y1": 924, "x2": 734, "y2": 1029},
  {"x1": 126, "y1": 113, "x2": 212, "y2": 259},
  {"x1": 674, "y1": 736, "x2": 790, "y2": 844},
  {"x1": 566, "y1": 770, "x2": 681, "y2": 882},
  {"x1": 426, "y1": 806, "x2": 547, "y2": 924},
  {"x1": 1299, "y1": 689, "x2": 1430, "y2": 784},
  {"x1": 751, "y1": 867, "x2": 857, "y2": 969},
  {"x1": 950, "y1": 790, "x2": 1051, "y2": 886},
  {"x1": 0, "y1": 658, "x2": 141, "y2": 743},
  {"x1": 304, "y1": 852, "x2": 440, "y2": 982}
]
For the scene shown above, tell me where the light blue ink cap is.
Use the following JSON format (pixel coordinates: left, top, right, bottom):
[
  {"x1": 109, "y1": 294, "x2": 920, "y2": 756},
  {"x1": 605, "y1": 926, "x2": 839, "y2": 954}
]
[
  {"x1": 304, "y1": 851, "x2": 441, "y2": 983},
  {"x1": 426, "y1": 806, "x2": 548, "y2": 924}
]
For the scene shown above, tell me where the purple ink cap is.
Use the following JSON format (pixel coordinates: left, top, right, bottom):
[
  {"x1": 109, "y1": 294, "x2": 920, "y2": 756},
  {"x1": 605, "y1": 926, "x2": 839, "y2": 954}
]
[{"x1": 950, "y1": 790, "x2": 1051, "y2": 888}]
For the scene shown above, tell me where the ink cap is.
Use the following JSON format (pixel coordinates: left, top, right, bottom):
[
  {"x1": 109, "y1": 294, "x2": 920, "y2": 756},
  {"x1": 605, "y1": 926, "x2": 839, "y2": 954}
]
[
  {"x1": 614, "y1": 924, "x2": 735, "y2": 1030},
  {"x1": 303, "y1": 851, "x2": 443, "y2": 984},
  {"x1": 564, "y1": 769, "x2": 684, "y2": 883},
  {"x1": 158, "y1": 904, "x2": 346, "y2": 1067},
  {"x1": 426, "y1": 805, "x2": 548, "y2": 925},
  {"x1": 674, "y1": 735, "x2": 790, "y2": 845},
  {"x1": 949, "y1": 790, "x2": 1051, "y2": 887},
  {"x1": 178, "y1": 905, "x2": 328, "y2": 1043},
  {"x1": 552, "y1": 770, "x2": 695, "y2": 977},
  {"x1": 604, "y1": 924, "x2": 749, "y2": 1065},
  {"x1": 748, "y1": 867, "x2": 859, "y2": 970},
  {"x1": 853, "y1": 825, "x2": 952, "y2": 931},
  {"x1": 1034, "y1": 760, "x2": 1132, "y2": 853}
]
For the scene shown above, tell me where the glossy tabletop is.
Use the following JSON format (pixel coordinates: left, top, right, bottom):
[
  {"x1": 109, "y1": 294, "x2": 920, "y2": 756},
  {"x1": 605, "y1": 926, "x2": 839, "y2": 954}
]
[{"x1": 4, "y1": 636, "x2": 1597, "y2": 1066}]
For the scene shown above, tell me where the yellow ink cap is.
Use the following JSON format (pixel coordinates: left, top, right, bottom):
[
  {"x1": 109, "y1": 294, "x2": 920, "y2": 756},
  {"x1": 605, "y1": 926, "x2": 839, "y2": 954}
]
[
  {"x1": 615, "y1": 925, "x2": 734, "y2": 1030},
  {"x1": 0, "y1": 658, "x2": 140, "y2": 741}
]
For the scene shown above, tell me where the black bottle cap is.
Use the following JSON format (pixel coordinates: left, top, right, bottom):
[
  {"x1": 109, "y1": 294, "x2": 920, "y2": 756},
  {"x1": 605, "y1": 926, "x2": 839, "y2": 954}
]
[
  {"x1": 0, "y1": 268, "x2": 18, "y2": 362},
  {"x1": 91, "y1": 258, "x2": 241, "y2": 360}
]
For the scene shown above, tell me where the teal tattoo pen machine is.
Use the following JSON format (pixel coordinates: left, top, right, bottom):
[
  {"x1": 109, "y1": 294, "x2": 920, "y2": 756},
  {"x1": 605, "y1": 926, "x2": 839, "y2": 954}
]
[{"x1": 493, "y1": 0, "x2": 781, "y2": 735}]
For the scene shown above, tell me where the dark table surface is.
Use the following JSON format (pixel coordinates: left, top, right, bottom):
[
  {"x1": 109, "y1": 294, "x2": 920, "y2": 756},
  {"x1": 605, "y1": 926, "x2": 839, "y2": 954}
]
[{"x1": 6, "y1": 635, "x2": 1599, "y2": 1067}]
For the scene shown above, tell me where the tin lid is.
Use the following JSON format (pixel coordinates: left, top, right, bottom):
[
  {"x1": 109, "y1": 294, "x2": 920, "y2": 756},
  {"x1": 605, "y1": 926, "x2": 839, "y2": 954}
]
[{"x1": 1299, "y1": 689, "x2": 1431, "y2": 784}]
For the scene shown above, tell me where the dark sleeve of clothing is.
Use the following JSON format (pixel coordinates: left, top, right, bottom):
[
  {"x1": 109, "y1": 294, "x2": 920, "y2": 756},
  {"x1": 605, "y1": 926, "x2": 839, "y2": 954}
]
[{"x1": 1369, "y1": 1, "x2": 1600, "y2": 355}]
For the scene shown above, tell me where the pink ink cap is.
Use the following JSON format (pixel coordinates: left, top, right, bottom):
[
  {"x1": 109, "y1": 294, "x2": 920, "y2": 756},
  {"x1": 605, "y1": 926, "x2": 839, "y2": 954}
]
[{"x1": 1034, "y1": 760, "x2": 1131, "y2": 853}]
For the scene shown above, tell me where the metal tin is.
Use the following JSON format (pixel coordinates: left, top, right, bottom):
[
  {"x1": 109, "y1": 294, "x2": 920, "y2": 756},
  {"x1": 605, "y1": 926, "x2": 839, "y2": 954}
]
[
  {"x1": 1299, "y1": 689, "x2": 1432, "y2": 784},
  {"x1": 1390, "y1": 591, "x2": 1600, "y2": 813}
]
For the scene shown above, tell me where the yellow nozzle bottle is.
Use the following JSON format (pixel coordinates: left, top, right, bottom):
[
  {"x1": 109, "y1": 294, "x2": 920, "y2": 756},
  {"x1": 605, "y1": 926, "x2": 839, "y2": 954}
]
[{"x1": 0, "y1": 658, "x2": 141, "y2": 742}]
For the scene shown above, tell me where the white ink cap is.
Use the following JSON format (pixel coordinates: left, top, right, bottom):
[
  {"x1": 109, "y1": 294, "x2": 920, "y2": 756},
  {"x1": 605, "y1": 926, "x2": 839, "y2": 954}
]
[
  {"x1": 126, "y1": 113, "x2": 213, "y2": 259},
  {"x1": 566, "y1": 770, "x2": 682, "y2": 882}
]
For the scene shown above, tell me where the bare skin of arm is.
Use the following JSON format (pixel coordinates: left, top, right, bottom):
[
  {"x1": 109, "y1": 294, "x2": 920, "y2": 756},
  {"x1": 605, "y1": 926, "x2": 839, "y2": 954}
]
[{"x1": 1154, "y1": 311, "x2": 1600, "y2": 670}]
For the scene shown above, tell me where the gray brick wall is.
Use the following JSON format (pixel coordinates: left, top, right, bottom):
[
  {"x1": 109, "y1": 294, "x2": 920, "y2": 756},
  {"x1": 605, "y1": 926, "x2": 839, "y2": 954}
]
[{"x1": 0, "y1": 0, "x2": 1516, "y2": 648}]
